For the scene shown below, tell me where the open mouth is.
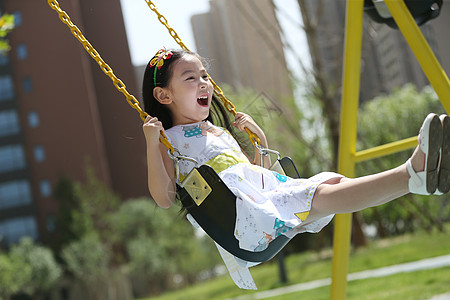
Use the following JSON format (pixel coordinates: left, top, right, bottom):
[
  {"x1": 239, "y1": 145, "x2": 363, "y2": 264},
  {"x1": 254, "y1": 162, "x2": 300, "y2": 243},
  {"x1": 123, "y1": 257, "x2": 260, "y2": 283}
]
[{"x1": 197, "y1": 96, "x2": 209, "y2": 106}]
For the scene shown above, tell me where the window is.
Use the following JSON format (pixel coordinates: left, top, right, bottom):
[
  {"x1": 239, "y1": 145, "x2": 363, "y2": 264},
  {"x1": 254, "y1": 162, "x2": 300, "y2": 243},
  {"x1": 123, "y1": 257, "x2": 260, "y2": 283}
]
[
  {"x1": 13, "y1": 11, "x2": 23, "y2": 27},
  {"x1": 46, "y1": 214, "x2": 56, "y2": 233},
  {"x1": 0, "y1": 216, "x2": 38, "y2": 244},
  {"x1": 22, "y1": 77, "x2": 33, "y2": 93},
  {"x1": 0, "y1": 110, "x2": 20, "y2": 137},
  {"x1": 40, "y1": 180, "x2": 51, "y2": 197},
  {"x1": 0, "y1": 53, "x2": 9, "y2": 66},
  {"x1": 33, "y1": 145, "x2": 45, "y2": 162},
  {"x1": 28, "y1": 111, "x2": 40, "y2": 128},
  {"x1": 16, "y1": 44, "x2": 28, "y2": 60},
  {"x1": 0, "y1": 76, "x2": 14, "y2": 101},
  {"x1": 0, "y1": 180, "x2": 32, "y2": 209},
  {"x1": 0, "y1": 145, "x2": 26, "y2": 173}
]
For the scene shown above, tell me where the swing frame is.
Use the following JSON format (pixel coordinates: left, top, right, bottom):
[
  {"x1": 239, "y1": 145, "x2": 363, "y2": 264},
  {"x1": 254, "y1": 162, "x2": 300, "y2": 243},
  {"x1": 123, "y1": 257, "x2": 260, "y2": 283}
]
[{"x1": 333, "y1": 0, "x2": 449, "y2": 299}]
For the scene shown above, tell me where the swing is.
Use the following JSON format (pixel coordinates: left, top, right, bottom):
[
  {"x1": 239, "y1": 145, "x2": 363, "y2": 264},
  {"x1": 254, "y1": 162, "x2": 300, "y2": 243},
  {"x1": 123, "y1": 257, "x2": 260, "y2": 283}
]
[
  {"x1": 364, "y1": 0, "x2": 443, "y2": 28},
  {"x1": 48, "y1": 0, "x2": 300, "y2": 263}
]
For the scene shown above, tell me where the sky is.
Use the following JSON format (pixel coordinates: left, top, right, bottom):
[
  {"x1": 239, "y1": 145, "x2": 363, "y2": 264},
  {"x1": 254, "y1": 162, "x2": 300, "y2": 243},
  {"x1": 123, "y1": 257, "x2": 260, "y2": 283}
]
[
  {"x1": 119, "y1": 0, "x2": 209, "y2": 66},
  {"x1": 119, "y1": 0, "x2": 310, "y2": 72}
]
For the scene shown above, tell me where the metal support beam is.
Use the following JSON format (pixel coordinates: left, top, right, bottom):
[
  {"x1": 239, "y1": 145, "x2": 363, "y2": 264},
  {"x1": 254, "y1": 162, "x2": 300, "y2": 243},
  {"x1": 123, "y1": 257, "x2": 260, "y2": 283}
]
[{"x1": 330, "y1": 0, "x2": 364, "y2": 299}]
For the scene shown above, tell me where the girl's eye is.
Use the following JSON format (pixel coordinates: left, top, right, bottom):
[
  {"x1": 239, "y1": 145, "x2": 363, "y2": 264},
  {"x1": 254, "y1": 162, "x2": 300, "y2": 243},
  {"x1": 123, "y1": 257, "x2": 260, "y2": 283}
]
[{"x1": 202, "y1": 75, "x2": 209, "y2": 80}]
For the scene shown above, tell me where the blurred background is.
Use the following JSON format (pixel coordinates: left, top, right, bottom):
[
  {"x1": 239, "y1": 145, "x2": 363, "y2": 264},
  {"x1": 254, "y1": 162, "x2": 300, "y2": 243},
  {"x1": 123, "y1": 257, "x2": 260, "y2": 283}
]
[{"x1": 0, "y1": 0, "x2": 449, "y2": 299}]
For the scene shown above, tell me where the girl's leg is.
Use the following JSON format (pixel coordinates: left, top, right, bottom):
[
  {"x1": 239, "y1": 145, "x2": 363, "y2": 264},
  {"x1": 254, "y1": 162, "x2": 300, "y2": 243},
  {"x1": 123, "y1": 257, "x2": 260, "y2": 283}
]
[{"x1": 306, "y1": 132, "x2": 428, "y2": 223}]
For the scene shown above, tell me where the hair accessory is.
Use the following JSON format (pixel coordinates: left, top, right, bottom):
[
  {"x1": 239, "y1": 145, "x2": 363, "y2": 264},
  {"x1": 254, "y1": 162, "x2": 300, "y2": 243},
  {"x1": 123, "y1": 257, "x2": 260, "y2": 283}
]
[{"x1": 150, "y1": 47, "x2": 173, "y2": 86}]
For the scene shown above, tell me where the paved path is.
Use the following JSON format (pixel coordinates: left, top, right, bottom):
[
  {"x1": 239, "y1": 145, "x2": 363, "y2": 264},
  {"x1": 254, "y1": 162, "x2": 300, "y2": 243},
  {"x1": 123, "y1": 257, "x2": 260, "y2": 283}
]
[
  {"x1": 228, "y1": 254, "x2": 450, "y2": 300},
  {"x1": 428, "y1": 293, "x2": 450, "y2": 300}
]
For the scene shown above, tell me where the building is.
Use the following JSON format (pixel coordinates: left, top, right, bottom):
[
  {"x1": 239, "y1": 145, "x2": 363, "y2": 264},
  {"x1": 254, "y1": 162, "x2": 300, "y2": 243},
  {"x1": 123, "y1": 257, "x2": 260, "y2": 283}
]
[
  {"x1": 0, "y1": 0, "x2": 147, "y2": 247},
  {"x1": 299, "y1": 0, "x2": 450, "y2": 103},
  {"x1": 191, "y1": 0, "x2": 294, "y2": 104}
]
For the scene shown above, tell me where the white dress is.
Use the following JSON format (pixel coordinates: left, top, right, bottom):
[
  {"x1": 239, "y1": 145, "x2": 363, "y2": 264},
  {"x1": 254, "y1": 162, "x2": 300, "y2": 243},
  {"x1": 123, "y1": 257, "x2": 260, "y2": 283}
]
[{"x1": 165, "y1": 120, "x2": 342, "y2": 251}]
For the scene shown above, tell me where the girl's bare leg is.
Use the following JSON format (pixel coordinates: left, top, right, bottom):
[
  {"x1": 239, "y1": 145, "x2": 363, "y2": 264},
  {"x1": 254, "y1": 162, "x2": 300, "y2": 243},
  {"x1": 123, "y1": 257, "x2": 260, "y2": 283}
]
[{"x1": 306, "y1": 146, "x2": 425, "y2": 223}]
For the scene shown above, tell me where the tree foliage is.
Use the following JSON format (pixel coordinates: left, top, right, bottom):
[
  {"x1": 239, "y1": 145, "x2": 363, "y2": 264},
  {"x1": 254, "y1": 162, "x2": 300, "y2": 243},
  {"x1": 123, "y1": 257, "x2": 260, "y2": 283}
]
[
  {"x1": 0, "y1": 252, "x2": 31, "y2": 300},
  {"x1": 71, "y1": 166, "x2": 120, "y2": 240},
  {"x1": 53, "y1": 176, "x2": 79, "y2": 251},
  {"x1": 61, "y1": 232, "x2": 110, "y2": 289},
  {"x1": 0, "y1": 13, "x2": 14, "y2": 54},
  {"x1": 9, "y1": 238, "x2": 61, "y2": 298},
  {"x1": 109, "y1": 198, "x2": 220, "y2": 296}
]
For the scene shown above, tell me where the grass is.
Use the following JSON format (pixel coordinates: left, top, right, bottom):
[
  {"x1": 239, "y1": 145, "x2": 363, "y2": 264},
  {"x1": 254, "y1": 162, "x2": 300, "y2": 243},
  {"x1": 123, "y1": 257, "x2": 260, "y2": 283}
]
[
  {"x1": 143, "y1": 224, "x2": 450, "y2": 300},
  {"x1": 276, "y1": 268, "x2": 450, "y2": 300}
]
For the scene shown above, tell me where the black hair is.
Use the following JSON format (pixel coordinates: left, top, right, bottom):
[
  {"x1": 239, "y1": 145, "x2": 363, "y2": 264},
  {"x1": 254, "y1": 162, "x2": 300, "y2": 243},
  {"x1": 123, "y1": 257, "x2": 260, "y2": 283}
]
[{"x1": 142, "y1": 49, "x2": 247, "y2": 149}]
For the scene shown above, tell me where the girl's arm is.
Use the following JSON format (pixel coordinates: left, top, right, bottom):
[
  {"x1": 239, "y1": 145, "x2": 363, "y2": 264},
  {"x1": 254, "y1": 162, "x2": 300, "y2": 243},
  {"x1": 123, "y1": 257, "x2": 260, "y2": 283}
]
[
  {"x1": 233, "y1": 112, "x2": 271, "y2": 168},
  {"x1": 143, "y1": 116, "x2": 177, "y2": 208}
]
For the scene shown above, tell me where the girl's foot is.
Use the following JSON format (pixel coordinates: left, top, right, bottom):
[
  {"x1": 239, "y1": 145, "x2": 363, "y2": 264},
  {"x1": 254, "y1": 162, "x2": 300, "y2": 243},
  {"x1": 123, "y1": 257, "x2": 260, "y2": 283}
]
[{"x1": 407, "y1": 113, "x2": 442, "y2": 195}]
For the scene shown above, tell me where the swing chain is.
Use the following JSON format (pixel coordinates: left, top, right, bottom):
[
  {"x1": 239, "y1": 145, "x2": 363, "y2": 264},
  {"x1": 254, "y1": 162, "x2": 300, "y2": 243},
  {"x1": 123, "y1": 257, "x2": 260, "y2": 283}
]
[
  {"x1": 168, "y1": 149, "x2": 199, "y2": 185},
  {"x1": 254, "y1": 142, "x2": 281, "y2": 168}
]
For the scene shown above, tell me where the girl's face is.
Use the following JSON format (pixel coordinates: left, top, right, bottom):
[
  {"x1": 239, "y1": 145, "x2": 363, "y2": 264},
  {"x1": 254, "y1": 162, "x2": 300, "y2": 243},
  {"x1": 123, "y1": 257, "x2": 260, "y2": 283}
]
[{"x1": 164, "y1": 55, "x2": 214, "y2": 126}]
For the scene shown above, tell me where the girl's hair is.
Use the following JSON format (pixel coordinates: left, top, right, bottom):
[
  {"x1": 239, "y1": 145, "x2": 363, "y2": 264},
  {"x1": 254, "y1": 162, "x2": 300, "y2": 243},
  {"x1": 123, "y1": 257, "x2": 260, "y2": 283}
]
[{"x1": 142, "y1": 49, "x2": 248, "y2": 149}]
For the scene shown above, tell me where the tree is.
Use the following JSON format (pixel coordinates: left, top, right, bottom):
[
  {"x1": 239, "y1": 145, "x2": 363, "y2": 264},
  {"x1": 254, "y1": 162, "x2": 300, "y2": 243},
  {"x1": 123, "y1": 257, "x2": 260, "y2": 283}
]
[
  {"x1": 0, "y1": 252, "x2": 31, "y2": 300},
  {"x1": 0, "y1": 13, "x2": 14, "y2": 54},
  {"x1": 68, "y1": 165, "x2": 120, "y2": 244},
  {"x1": 53, "y1": 166, "x2": 119, "y2": 251},
  {"x1": 54, "y1": 166, "x2": 125, "y2": 299},
  {"x1": 297, "y1": 0, "x2": 343, "y2": 169},
  {"x1": 53, "y1": 176, "x2": 79, "y2": 252},
  {"x1": 109, "y1": 198, "x2": 220, "y2": 296},
  {"x1": 61, "y1": 232, "x2": 110, "y2": 299},
  {"x1": 9, "y1": 238, "x2": 62, "y2": 299},
  {"x1": 56, "y1": 165, "x2": 220, "y2": 298}
]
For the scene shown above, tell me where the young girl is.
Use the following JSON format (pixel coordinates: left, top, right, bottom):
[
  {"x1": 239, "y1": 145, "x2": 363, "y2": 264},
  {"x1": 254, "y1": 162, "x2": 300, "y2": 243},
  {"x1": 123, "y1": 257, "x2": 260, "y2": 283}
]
[{"x1": 142, "y1": 48, "x2": 449, "y2": 287}]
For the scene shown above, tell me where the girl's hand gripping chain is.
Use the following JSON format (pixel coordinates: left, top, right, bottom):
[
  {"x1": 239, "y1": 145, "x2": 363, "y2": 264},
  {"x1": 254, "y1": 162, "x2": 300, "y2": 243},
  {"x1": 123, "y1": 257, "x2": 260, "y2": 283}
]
[
  {"x1": 233, "y1": 112, "x2": 259, "y2": 134},
  {"x1": 143, "y1": 115, "x2": 164, "y2": 146},
  {"x1": 233, "y1": 112, "x2": 270, "y2": 168},
  {"x1": 143, "y1": 115, "x2": 176, "y2": 208}
]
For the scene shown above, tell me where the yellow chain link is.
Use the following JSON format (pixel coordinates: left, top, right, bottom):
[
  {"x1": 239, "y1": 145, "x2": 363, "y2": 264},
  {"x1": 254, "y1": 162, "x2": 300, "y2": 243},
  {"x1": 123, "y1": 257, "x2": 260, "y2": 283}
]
[
  {"x1": 47, "y1": 0, "x2": 175, "y2": 154},
  {"x1": 143, "y1": 0, "x2": 261, "y2": 146}
]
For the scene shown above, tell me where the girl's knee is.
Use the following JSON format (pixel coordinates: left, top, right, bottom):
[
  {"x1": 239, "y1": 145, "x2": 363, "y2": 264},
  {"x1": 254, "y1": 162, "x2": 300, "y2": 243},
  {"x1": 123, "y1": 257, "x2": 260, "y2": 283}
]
[
  {"x1": 322, "y1": 176, "x2": 347, "y2": 186},
  {"x1": 309, "y1": 176, "x2": 347, "y2": 217}
]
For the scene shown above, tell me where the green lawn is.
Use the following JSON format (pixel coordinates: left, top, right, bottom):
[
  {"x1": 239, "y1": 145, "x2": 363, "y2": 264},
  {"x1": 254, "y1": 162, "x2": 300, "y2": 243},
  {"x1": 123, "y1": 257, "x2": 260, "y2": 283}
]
[
  {"x1": 143, "y1": 225, "x2": 450, "y2": 300},
  {"x1": 275, "y1": 268, "x2": 450, "y2": 300}
]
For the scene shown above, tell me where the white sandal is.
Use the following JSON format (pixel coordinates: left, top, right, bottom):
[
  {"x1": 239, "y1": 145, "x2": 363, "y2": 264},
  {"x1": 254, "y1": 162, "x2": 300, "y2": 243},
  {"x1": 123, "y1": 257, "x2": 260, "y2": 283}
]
[{"x1": 407, "y1": 113, "x2": 442, "y2": 195}]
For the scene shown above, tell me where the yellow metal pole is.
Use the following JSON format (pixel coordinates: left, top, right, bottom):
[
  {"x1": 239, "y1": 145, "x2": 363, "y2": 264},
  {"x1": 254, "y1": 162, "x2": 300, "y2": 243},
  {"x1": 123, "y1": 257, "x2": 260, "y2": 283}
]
[
  {"x1": 384, "y1": 0, "x2": 450, "y2": 112},
  {"x1": 330, "y1": 0, "x2": 364, "y2": 299},
  {"x1": 354, "y1": 136, "x2": 417, "y2": 163}
]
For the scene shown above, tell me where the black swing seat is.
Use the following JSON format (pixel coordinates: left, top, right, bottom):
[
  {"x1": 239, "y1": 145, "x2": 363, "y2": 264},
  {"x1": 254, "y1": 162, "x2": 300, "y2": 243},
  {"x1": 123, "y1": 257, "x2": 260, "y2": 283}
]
[
  {"x1": 364, "y1": 0, "x2": 443, "y2": 29},
  {"x1": 177, "y1": 157, "x2": 300, "y2": 263}
]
